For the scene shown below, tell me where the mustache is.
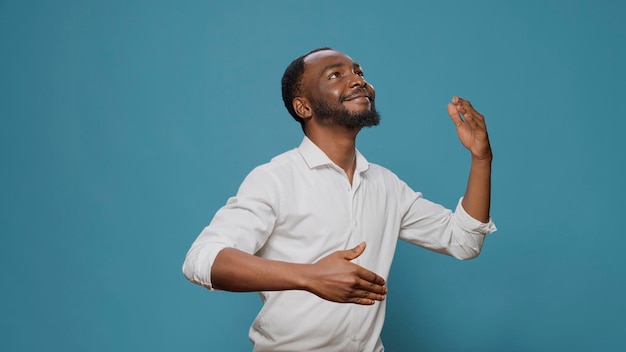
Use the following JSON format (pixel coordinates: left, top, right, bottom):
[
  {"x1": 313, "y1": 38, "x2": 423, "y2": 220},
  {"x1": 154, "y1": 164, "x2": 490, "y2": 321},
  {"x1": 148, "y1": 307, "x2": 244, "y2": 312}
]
[{"x1": 340, "y1": 88, "x2": 373, "y2": 102}]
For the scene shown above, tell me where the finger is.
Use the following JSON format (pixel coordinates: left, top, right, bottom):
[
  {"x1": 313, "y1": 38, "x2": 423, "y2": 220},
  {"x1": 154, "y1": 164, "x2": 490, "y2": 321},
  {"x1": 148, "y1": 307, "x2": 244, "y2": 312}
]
[
  {"x1": 447, "y1": 103, "x2": 464, "y2": 128},
  {"x1": 457, "y1": 104, "x2": 487, "y2": 131},
  {"x1": 354, "y1": 297, "x2": 375, "y2": 305},
  {"x1": 351, "y1": 292, "x2": 383, "y2": 305},
  {"x1": 454, "y1": 96, "x2": 475, "y2": 109},
  {"x1": 369, "y1": 271, "x2": 386, "y2": 287},
  {"x1": 343, "y1": 242, "x2": 366, "y2": 260},
  {"x1": 356, "y1": 290, "x2": 386, "y2": 302},
  {"x1": 356, "y1": 273, "x2": 387, "y2": 293},
  {"x1": 456, "y1": 96, "x2": 471, "y2": 106},
  {"x1": 455, "y1": 99, "x2": 486, "y2": 129},
  {"x1": 463, "y1": 111, "x2": 486, "y2": 131},
  {"x1": 456, "y1": 98, "x2": 484, "y2": 121},
  {"x1": 459, "y1": 107, "x2": 483, "y2": 123},
  {"x1": 355, "y1": 267, "x2": 386, "y2": 285}
]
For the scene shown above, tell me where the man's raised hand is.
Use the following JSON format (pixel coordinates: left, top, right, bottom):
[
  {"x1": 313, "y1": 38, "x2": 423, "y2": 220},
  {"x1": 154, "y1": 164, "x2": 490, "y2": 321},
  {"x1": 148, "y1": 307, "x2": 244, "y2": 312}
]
[{"x1": 447, "y1": 96, "x2": 492, "y2": 161}]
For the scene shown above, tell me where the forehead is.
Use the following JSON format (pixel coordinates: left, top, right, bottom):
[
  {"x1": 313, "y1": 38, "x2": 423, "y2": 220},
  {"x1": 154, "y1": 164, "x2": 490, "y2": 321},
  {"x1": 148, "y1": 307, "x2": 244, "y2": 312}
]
[{"x1": 303, "y1": 50, "x2": 359, "y2": 74}]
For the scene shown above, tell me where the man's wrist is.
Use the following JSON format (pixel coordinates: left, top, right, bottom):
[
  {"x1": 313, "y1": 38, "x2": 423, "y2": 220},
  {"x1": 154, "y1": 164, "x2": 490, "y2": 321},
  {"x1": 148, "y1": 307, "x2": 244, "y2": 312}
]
[{"x1": 471, "y1": 152, "x2": 493, "y2": 164}]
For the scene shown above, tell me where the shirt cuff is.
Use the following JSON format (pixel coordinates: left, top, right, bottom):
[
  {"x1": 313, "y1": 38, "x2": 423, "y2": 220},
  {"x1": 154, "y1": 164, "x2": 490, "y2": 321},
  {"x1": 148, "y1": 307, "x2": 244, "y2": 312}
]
[
  {"x1": 183, "y1": 237, "x2": 233, "y2": 291},
  {"x1": 455, "y1": 197, "x2": 497, "y2": 235}
]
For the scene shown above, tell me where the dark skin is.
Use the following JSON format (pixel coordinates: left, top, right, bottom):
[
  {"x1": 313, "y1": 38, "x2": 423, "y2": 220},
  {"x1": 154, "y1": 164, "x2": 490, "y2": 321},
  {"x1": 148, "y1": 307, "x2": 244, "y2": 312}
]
[
  {"x1": 211, "y1": 50, "x2": 492, "y2": 305},
  {"x1": 292, "y1": 51, "x2": 376, "y2": 183}
]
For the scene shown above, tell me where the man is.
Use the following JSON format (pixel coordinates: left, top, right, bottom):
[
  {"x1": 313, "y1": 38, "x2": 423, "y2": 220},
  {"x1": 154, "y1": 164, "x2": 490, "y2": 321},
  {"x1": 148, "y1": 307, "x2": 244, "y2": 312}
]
[{"x1": 183, "y1": 47, "x2": 496, "y2": 351}]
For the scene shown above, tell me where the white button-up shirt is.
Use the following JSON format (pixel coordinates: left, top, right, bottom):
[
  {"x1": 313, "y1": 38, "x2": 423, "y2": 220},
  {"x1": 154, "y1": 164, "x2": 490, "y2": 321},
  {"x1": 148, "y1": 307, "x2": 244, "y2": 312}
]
[{"x1": 183, "y1": 136, "x2": 496, "y2": 352}]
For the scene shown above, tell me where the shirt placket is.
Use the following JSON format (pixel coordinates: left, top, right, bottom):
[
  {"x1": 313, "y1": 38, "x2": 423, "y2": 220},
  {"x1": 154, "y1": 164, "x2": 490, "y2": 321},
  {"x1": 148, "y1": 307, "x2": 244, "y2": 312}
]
[{"x1": 348, "y1": 172, "x2": 363, "y2": 351}]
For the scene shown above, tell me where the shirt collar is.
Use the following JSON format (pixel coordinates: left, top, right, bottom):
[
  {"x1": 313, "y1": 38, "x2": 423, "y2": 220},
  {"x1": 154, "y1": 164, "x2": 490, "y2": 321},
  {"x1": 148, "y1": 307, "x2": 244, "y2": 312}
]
[{"x1": 298, "y1": 136, "x2": 370, "y2": 173}]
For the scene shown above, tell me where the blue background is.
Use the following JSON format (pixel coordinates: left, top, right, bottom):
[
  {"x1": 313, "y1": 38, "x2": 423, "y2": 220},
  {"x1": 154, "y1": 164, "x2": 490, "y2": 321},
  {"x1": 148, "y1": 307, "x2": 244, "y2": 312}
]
[{"x1": 1, "y1": 0, "x2": 624, "y2": 351}]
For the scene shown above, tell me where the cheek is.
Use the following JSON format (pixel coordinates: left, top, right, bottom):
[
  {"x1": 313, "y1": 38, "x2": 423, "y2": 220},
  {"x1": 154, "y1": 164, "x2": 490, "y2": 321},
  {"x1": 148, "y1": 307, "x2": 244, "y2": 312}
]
[{"x1": 322, "y1": 86, "x2": 343, "y2": 100}]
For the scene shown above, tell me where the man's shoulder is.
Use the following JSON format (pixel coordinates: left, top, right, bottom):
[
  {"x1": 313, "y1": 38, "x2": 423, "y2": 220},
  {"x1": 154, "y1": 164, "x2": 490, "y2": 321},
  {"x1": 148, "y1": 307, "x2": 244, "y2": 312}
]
[
  {"x1": 365, "y1": 162, "x2": 400, "y2": 180},
  {"x1": 237, "y1": 148, "x2": 301, "y2": 193},
  {"x1": 247, "y1": 148, "x2": 301, "y2": 176},
  {"x1": 364, "y1": 162, "x2": 419, "y2": 198},
  {"x1": 269, "y1": 147, "x2": 300, "y2": 164}
]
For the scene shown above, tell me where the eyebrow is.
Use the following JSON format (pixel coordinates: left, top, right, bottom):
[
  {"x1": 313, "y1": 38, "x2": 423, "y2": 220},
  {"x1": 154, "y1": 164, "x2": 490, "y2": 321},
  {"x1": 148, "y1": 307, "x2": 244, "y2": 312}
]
[{"x1": 321, "y1": 62, "x2": 362, "y2": 75}]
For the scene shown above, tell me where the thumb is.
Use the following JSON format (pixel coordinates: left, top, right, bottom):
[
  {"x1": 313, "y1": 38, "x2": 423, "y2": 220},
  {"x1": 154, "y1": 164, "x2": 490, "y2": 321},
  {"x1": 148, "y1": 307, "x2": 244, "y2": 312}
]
[
  {"x1": 447, "y1": 103, "x2": 463, "y2": 128},
  {"x1": 344, "y1": 242, "x2": 366, "y2": 260}
]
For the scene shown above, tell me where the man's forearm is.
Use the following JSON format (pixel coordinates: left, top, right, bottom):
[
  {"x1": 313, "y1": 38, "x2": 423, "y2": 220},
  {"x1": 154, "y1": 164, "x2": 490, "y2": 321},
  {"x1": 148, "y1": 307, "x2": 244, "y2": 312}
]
[
  {"x1": 210, "y1": 244, "x2": 388, "y2": 305},
  {"x1": 461, "y1": 155, "x2": 492, "y2": 223},
  {"x1": 211, "y1": 247, "x2": 307, "y2": 292}
]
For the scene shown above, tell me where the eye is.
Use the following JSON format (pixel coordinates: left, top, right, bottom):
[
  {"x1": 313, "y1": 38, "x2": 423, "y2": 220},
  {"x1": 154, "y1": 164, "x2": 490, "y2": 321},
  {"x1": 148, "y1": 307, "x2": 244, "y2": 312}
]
[
  {"x1": 328, "y1": 71, "x2": 341, "y2": 79},
  {"x1": 355, "y1": 70, "x2": 365, "y2": 77}
]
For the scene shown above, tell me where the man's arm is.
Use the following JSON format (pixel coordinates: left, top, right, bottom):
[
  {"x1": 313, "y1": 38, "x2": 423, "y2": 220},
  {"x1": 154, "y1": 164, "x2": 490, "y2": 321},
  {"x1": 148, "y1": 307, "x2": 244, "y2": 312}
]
[
  {"x1": 183, "y1": 164, "x2": 387, "y2": 306},
  {"x1": 447, "y1": 96, "x2": 492, "y2": 223},
  {"x1": 207, "y1": 242, "x2": 387, "y2": 305}
]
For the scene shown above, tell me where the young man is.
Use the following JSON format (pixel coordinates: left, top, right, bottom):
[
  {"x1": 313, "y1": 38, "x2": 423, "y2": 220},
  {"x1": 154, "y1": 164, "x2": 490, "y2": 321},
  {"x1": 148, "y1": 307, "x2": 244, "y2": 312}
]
[{"x1": 183, "y1": 47, "x2": 496, "y2": 352}]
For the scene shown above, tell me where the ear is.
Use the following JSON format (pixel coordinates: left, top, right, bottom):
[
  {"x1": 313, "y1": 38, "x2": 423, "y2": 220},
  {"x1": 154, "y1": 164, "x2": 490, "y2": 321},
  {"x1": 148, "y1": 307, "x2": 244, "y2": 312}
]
[{"x1": 293, "y1": 97, "x2": 312, "y2": 120}]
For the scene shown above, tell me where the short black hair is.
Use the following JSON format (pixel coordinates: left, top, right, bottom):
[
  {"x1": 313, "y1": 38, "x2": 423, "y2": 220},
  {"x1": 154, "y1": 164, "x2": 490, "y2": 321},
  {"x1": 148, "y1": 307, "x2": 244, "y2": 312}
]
[{"x1": 281, "y1": 47, "x2": 334, "y2": 130}]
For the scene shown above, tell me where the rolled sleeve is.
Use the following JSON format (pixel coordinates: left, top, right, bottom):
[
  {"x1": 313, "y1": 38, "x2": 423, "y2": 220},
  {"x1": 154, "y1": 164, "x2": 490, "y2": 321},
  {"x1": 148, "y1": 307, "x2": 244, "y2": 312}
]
[
  {"x1": 399, "y1": 193, "x2": 496, "y2": 260},
  {"x1": 182, "y1": 230, "x2": 232, "y2": 290},
  {"x1": 182, "y1": 166, "x2": 280, "y2": 290},
  {"x1": 454, "y1": 197, "x2": 497, "y2": 235}
]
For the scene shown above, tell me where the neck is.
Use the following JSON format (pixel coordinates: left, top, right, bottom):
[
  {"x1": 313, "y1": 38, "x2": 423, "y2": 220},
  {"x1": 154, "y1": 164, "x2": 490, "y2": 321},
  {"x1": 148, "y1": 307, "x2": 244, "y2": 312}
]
[{"x1": 305, "y1": 124, "x2": 359, "y2": 184}]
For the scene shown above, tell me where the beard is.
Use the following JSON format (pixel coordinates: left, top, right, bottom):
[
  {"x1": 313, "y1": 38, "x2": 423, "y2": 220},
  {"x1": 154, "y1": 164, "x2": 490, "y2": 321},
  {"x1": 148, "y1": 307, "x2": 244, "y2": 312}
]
[{"x1": 310, "y1": 97, "x2": 380, "y2": 128}]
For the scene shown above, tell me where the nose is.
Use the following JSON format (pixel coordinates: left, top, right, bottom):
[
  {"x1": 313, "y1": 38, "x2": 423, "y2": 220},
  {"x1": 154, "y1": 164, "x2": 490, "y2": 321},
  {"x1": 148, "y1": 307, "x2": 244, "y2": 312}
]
[{"x1": 349, "y1": 72, "x2": 366, "y2": 88}]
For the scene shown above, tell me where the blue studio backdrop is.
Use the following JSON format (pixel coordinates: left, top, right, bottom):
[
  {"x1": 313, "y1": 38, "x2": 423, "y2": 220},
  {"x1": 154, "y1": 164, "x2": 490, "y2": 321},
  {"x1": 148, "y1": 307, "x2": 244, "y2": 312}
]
[{"x1": 1, "y1": 1, "x2": 624, "y2": 351}]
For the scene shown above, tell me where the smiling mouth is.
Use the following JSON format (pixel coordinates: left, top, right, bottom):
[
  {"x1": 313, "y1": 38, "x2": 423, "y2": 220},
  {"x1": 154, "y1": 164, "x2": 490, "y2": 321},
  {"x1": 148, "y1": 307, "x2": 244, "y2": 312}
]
[
  {"x1": 341, "y1": 91, "x2": 372, "y2": 102},
  {"x1": 345, "y1": 96, "x2": 370, "y2": 102}
]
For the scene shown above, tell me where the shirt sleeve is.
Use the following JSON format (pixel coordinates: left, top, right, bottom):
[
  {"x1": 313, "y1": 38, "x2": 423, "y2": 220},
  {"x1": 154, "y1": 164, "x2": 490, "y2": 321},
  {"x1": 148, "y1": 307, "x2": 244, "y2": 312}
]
[
  {"x1": 399, "y1": 191, "x2": 496, "y2": 260},
  {"x1": 182, "y1": 166, "x2": 280, "y2": 290}
]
